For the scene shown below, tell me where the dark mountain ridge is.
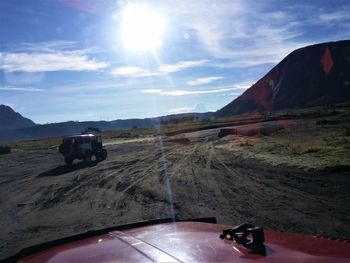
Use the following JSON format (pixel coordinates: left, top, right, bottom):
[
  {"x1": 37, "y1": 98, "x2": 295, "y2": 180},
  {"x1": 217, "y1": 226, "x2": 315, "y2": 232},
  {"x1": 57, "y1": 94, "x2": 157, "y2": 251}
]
[
  {"x1": 0, "y1": 105, "x2": 36, "y2": 130},
  {"x1": 0, "y1": 109, "x2": 213, "y2": 142},
  {"x1": 216, "y1": 40, "x2": 350, "y2": 117}
]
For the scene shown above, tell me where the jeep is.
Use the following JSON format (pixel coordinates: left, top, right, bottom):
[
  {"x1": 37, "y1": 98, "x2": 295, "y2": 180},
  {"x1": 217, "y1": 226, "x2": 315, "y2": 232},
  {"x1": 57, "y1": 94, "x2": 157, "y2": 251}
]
[{"x1": 58, "y1": 134, "x2": 107, "y2": 165}]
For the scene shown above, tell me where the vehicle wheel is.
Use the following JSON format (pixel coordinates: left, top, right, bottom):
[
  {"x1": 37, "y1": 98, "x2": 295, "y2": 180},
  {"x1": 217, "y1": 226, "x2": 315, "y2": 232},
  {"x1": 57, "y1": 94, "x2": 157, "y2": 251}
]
[
  {"x1": 100, "y1": 149, "x2": 107, "y2": 161},
  {"x1": 64, "y1": 157, "x2": 73, "y2": 166},
  {"x1": 84, "y1": 151, "x2": 92, "y2": 163},
  {"x1": 94, "y1": 154, "x2": 101, "y2": 162}
]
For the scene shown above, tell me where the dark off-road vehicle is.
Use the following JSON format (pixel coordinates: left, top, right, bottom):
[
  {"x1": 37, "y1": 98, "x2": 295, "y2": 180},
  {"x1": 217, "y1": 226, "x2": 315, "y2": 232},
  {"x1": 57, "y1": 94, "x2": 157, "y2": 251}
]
[{"x1": 59, "y1": 134, "x2": 107, "y2": 165}]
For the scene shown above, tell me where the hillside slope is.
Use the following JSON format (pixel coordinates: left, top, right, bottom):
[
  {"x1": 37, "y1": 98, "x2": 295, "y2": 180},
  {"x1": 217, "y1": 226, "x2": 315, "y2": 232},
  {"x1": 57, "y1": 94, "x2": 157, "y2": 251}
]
[
  {"x1": 0, "y1": 105, "x2": 36, "y2": 130},
  {"x1": 216, "y1": 40, "x2": 350, "y2": 117}
]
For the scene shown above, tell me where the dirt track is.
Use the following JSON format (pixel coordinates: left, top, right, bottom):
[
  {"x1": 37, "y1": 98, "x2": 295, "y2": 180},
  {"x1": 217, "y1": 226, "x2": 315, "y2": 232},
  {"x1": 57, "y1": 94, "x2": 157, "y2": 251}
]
[{"x1": 0, "y1": 135, "x2": 350, "y2": 259}]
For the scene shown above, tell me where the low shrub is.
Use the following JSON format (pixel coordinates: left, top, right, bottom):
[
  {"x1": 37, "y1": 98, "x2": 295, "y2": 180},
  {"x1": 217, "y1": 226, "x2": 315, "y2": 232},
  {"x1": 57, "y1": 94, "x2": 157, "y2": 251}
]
[
  {"x1": 0, "y1": 146, "x2": 11, "y2": 155},
  {"x1": 291, "y1": 143, "x2": 320, "y2": 155},
  {"x1": 344, "y1": 124, "x2": 350, "y2": 136},
  {"x1": 239, "y1": 140, "x2": 252, "y2": 147}
]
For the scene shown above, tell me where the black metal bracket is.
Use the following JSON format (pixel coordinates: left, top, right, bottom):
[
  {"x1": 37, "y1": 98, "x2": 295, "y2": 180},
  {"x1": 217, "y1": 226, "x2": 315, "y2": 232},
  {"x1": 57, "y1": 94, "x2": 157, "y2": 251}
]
[{"x1": 220, "y1": 223, "x2": 266, "y2": 255}]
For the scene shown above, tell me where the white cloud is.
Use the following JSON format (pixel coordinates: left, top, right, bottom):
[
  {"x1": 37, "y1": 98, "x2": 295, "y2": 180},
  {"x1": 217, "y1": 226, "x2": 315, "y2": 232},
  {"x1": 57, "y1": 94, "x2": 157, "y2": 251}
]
[
  {"x1": 1, "y1": 52, "x2": 108, "y2": 73},
  {"x1": 141, "y1": 86, "x2": 243, "y2": 96},
  {"x1": 168, "y1": 106, "x2": 195, "y2": 114},
  {"x1": 168, "y1": 103, "x2": 208, "y2": 114},
  {"x1": 0, "y1": 41, "x2": 108, "y2": 73},
  {"x1": 0, "y1": 86, "x2": 45, "y2": 92},
  {"x1": 162, "y1": 88, "x2": 231, "y2": 96},
  {"x1": 140, "y1": 89, "x2": 161, "y2": 94},
  {"x1": 32, "y1": 79, "x2": 139, "y2": 97},
  {"x1": 6, "y1": 40, "x2": 103, "y2": 55},
  {"x1": 227, "y1": 83, "x2": 252, "y2": 90},
  {"x1": 318, "y1": 9, "x2": 350, "y2": 23},
  {"x1": 160, "y1": 0, "x2": 348, "y2": 67},
  {"x1": 140, "y1": 88, "x2": 162, "y2": 93},
  {"x1": 187, "y1": 76, "x2": 223, "y2": 86},
  {"x1": 158, "y1": 60, "x2": 208, "y2": 73},
  {"x1": 141, "y1": 81, "x2": 251, "y2": 96},
  {"x1": 111, "y1": 66, "x2": 154, "y2": 77},
  {"x1": 110, "y1": 66, "x2": 159, "y2": 77},
  {"x1": 110, "y1": 60, "x2": 208, "y2": 78},
  {"x1": 11, "y1": 40, "x2": 77, "y2": 52}
]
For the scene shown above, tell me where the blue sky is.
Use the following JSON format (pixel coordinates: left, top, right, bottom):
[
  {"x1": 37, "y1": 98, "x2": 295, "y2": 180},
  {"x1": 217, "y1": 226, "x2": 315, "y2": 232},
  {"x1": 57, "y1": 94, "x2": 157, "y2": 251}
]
[{"x1": 1, "y1": 0, "x2": 349, "y2": 123}]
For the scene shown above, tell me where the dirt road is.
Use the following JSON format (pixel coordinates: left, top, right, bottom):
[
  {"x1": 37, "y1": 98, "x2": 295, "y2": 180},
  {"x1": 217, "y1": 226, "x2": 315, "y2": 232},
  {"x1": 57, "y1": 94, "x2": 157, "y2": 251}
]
[{"x1": 0, "y1": 136, "x2": 349, "y2": 259}]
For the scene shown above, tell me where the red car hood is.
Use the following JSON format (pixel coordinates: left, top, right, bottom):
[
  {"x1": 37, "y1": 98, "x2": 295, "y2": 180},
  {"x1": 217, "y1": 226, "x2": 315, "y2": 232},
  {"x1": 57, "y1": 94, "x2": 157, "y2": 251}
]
[{"x1": 18, "y1": 222, "x2": 350, "y2": 262}]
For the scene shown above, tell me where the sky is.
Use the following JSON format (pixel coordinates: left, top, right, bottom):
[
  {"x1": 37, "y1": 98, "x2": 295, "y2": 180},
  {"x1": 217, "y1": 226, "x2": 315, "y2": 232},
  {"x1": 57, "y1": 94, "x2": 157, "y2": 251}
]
[{"x1": 0, "y1": 0, "x2": 350, "y2": 124}]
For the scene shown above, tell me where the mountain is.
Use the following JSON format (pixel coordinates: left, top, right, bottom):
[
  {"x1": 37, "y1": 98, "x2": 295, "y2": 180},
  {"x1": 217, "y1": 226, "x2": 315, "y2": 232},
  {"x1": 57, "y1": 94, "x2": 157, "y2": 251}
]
[
  {"x1": 3, "y1": 40, "x2": 349, "y2": 142},
  {"x1": 0, "y1": 111, "x2": 213, "y2": 142},
  {"x1": 0, "y1": 105, "x2": 36, "y2": 130},
  {"x1": 216, "y1": 40, "x2": 350, "y2": 117}
]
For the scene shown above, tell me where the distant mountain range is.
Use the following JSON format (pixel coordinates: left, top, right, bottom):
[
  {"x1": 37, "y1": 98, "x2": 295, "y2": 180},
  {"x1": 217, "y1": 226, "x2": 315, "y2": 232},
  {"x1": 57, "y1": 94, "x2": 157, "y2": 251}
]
[
  {"x1": 0, "y1": 106, "x2": 213, "y2": 142},
  {"x1": 0, "y1": 105, "x2": 36, "y2": 130},
  {"x1": 1, "y1": 40, "x2": 350, "y2": 143},
  {"x1": 216, "y1": 40, "x2": 350, "y2": 117}
]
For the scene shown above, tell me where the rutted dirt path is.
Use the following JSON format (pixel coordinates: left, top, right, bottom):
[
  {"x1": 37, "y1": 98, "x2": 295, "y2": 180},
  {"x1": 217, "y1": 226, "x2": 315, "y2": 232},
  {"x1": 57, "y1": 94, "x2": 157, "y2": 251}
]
[{"x1": 0, "y1": 137, "x2": 349, "y2": 259}]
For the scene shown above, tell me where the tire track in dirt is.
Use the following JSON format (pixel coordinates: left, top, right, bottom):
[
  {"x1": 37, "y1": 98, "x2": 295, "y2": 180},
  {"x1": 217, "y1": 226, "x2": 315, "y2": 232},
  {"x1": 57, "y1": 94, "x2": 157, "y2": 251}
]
[
  {"x1": 90, "y1": 142, "x2": 178, "y2": 213},
  {"x1": 218, "y1": 153, "x2": 323, "y2": 205},
  {"x1": 214, "y1": 148, "x2": 304, "y2": 201},
  {"x1": 121, "y1": 149, "x2": 181, "y2": 207},
  {"x1": 200, "y1": 143, "x2": 232, "y2": 210},
  {"x1": 165, "y1": 142, "x2": 237, "y2": 219},
  {"x1": 37, "y1": 142, "x2": 166, "y2": 211},
  {"x1": 1, "y1": 134, "x2": 350, "y2": 261}
]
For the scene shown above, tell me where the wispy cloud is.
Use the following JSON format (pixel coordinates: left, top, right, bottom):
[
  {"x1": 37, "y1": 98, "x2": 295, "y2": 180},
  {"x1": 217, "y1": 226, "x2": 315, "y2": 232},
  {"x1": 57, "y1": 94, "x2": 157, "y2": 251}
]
[
  {"x1": 0, "y1": 86, "x2": 45, "y2": 92},
  {"x1": 318, "y1": 9, "x2": 350, "y2": 23},
  {"x1": 9, "y1": 40, "x2": 77, "y2": 52},
  {"x1": 141, "y1": 81, "x2": 252, "y2": 96},
  {"x1": 110, "y1": 60, "x2": 208, "y2": 78},
  {"x1": 1, "y1": 52, "x2": 108, "y2": 73},
  {"x1": 158, "y1": 60, "x2": 208, "y2": 73},
  {"x1": 187, "y1": 76, "x2": 223, "y2": 86},
  {"x1": 110, "y1": 66, "x2": 159, "y2": 77},
  {"x1": 141, "y1": 86, "x2": 243, "y2": 96},
  {"x1": 163, "y1": 0, "x2": 349, "y2": 68},
  {"x1": 140, "y1": 88, "x2": 163, "y2": 94},
  {"x1": 0, "y1": 41, "x2": 108, "y2": 73},
  {"x1": 5, "y1": 40, "x2": 103, "y2": 55},
  {"x1": 168, "y1": 106, "x2": 195, "y2": 114},
  {"x1": 50, "y1": 80, "x2": 137, "y2": 93},
  {"x1": 231, "y1": 84, "x2": 252, "y2": 90}
]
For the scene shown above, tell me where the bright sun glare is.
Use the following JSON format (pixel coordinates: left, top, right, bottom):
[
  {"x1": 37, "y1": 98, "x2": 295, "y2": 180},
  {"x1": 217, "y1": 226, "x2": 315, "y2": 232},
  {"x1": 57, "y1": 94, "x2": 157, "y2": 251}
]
[{"x1": 121, "y1": 3, "x2": 165, "y2": 51}]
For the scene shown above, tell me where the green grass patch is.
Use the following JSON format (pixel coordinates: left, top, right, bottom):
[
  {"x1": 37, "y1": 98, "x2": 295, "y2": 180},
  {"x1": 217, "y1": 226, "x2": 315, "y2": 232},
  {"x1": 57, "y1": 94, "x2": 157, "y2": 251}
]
[
  {"x1": 220, "y1": 127, "x2": 350, "y2": 171},
  {"x1": 7, "y1": 137, "x2": 61, "y2": 151},
  {"x1": 102, "y1": 127, "x2": 158, "y2": 140}
]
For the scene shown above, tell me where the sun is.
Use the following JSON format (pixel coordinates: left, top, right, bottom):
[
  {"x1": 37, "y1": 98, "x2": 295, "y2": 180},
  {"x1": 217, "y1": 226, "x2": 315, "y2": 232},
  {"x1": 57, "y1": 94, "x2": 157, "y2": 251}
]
[{"x1": 120, "y1": 3, "x2": 165, "y2": 51}]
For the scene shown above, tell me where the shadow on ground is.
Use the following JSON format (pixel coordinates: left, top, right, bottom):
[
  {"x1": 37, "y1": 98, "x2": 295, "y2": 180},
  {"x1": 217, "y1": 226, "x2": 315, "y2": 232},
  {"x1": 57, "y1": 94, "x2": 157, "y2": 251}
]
[{"x1": 37, "y1": 161, "x2": 97, "y2": 177}]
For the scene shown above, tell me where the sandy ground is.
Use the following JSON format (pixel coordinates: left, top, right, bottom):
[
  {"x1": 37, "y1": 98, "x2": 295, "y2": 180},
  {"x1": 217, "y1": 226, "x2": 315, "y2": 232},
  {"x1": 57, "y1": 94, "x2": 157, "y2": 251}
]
[{"x1": 0, "y1": 130, "x2": 350, "y2": 260}]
